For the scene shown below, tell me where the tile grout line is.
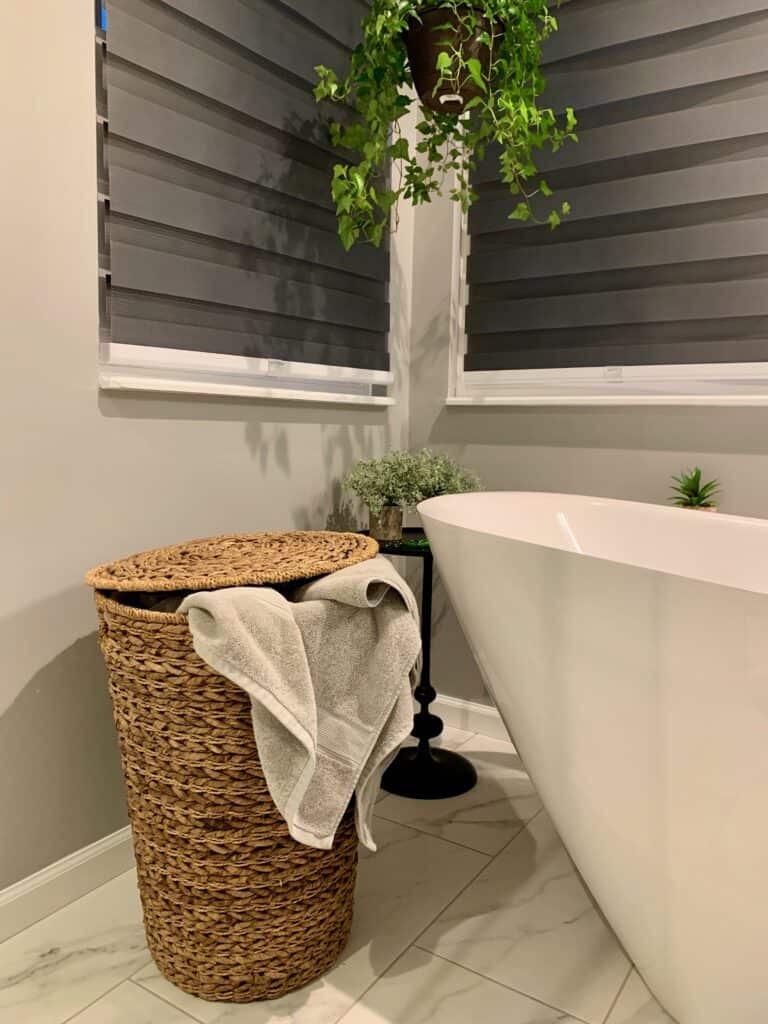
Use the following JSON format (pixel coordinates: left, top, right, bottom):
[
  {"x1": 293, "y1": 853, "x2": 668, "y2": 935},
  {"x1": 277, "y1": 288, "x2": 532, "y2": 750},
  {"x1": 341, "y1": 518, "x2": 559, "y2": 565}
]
[
  {"x1": 600, "y1": 965, "x2": 633, "y2": 1024},
  {"x1": 131, "y1": 820, "x2": 493, "y2": 1024},
  {"x1": 406, "y1": 803, "x2": 635, "y2": 1024},
  {"x1": 58, "y1": 967, "x2": 149, "y2": 1024},
  {"x1": 410, "y1": 945, "x2": 594, "y2": 1024},
  {"x1": 59, "y1": 754, "x2": 583, "y2": 1024},
  {"x1": 374, "y1": 729, "x2": 541, "y2": 858},
  {"x1": 131, "y1": 777, "x2": 542, "y2": 1024},
  {"x1": 407, "y1": 805, "x2": 545, "y2": 951},
  {"x1": 32, "y1": 738, "x2": 620, "y2": 1024},
  {"x1": 311, "y1": 821, "x2": 504, "y2": 1024},
  {"x1": 333, "y1": 946, "x2": 426, "y2": 1024},
  {"x1": 372, "y1": 807, "x2": 532, "y2": 857},
  {"x1": 129, "y1": 974, "x2": 208, "y2": 1024},
  {"x1": 334, "y1": 808, "x2": 564, "y2": 1024},
  {"x1": 398, "y1": 797, "x2": 634, "y2": 1024},
  {"x1": 132, "y1": 740, "x2": 522, "y2": 1024},
  {"x1": 455, "y1": 732, "x2": 515, "y2": 753}
]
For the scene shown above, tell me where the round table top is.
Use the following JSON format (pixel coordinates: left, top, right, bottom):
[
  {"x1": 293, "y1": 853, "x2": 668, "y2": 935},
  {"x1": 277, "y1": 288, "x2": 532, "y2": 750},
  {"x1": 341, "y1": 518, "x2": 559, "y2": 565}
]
[{"x1": 361, "y1": 528, "x2": 431, "y2": 558}]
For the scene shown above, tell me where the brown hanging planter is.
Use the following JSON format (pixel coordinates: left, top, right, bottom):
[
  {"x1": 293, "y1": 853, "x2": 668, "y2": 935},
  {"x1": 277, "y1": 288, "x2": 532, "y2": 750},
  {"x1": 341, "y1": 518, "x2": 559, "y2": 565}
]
[{"x1": 404, "y1": 4, "x2": 499, "y2": 115}]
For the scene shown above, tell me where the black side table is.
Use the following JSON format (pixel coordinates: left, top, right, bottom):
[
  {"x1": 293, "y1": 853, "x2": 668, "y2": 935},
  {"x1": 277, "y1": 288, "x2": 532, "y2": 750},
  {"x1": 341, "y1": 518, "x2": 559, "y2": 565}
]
[{"x1": 372, "y1": 528, "x2": 477, "y2": 800}]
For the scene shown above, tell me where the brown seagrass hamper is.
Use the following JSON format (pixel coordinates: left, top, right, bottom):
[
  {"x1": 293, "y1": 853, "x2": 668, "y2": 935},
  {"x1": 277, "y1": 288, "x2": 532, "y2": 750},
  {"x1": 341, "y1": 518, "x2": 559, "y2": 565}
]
[{"x1": 86, "y1": 531, "x2": 379, "y2": 1003}]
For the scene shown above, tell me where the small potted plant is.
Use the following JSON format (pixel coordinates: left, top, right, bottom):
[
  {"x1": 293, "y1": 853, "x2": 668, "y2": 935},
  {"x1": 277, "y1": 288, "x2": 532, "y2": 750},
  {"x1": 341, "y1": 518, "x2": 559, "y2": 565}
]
[
  {"x1": 412, "y1": 448, "x2": 481, "y2": 504},
  {"x1": 343, "y1": 449, "x2": 480, "y2": 541},
  {"x1": 669, "y1": 467, "x2": 721, "y2": 512},
  {"x1": 314, "y1": 0, "x2": 577, "y2": 249}
]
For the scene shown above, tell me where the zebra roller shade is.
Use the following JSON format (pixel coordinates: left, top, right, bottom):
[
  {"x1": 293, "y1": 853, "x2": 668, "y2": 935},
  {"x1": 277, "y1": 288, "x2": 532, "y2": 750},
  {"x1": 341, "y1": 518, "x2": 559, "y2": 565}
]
[
  {"x1": 98, "y1": 0, "x2": 389, "y2": 373},
  {"x1": 466, "y1": 1, "x2": 768, "y2": 373}
]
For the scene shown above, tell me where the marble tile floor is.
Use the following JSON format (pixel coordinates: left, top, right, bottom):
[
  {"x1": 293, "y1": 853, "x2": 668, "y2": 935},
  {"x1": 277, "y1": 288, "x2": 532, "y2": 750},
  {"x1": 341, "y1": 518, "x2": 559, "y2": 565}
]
[{"x1": 0, "y1": 728, "x2": 675, "y2": 1024}]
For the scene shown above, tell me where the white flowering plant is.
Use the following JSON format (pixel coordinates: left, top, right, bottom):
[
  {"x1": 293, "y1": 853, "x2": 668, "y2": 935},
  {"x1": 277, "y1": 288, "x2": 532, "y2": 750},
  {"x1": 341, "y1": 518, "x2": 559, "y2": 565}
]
[{"x1": 343, "y1": 449, "x2": 481, "y2": 515}]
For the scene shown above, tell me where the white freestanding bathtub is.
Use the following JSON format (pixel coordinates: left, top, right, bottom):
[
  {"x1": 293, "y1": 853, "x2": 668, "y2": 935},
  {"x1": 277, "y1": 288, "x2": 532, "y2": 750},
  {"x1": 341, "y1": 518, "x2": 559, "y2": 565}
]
[{"x1": 419, "y1": 491, "x2": 768, "y2": 1024}]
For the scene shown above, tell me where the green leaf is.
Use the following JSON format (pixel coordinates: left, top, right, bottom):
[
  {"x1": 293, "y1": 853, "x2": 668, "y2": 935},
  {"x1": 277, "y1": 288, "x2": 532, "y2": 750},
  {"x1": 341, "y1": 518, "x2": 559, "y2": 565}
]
[
  {"x1": 389, "y1": 137, "x2": 409, "y2": 160},
  {"x1": 338, "y1": 215, "x2": 357, "y2": 251},
  {"x1": 509, "y1": 202, "x2": 531, "y2": 222},
  {"x1": 312, "y1": 0, "x2": 578, "y2": 246},
  {"x1": 669, "y1": 466, "x2": 720, "y2": 505},
  {"x1": 466, "y1": 58, "x2": 487, "y2": 92}
]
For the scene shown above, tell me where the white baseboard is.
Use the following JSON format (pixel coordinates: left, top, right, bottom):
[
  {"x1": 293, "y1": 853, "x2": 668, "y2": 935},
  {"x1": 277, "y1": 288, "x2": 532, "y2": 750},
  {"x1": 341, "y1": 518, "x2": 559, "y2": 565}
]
[
  {"x1": 432, "y1": 694, "x2": 511, "y2": 743},
  {"x1": 0, "y1": 826, "x2": 135, "y2": 943}
]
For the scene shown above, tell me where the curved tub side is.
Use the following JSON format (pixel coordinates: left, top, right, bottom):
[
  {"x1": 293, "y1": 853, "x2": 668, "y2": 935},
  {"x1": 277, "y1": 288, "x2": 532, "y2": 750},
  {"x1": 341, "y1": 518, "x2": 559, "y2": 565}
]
[{"x1": 421, "y1": 510, "x2": 768, "y2": 1024}]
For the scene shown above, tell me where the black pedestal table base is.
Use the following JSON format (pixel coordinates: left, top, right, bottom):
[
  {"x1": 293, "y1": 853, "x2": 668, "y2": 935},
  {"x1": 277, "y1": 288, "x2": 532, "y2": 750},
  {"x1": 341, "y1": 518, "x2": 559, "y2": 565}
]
[
  {"x1": 373, "y1": 528, "x2": 478, "y2": 800},
  {"x1": 381, "y1": 743, "x2": 478, "y2": 800}
]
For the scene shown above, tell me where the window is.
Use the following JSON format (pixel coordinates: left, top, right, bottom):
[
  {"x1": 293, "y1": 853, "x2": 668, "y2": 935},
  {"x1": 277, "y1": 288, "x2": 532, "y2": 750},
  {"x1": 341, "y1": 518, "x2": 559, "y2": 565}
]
[
  {"x1": 452, "y1": 1, "x2": 768, "y2": 405},
  {"x1": 96, "y1": 0, "x2": 391, "y2": 405}
]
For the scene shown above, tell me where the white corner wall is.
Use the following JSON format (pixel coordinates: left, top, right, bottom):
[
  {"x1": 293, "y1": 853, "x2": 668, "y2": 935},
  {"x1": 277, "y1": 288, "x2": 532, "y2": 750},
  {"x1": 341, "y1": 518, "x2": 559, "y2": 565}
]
[
  {"x1": 410, "y1": 195, "x2": 768, "y2": 705},
  {"x1": 0, "y1": 1, "x2": 413, "y2": 888}
]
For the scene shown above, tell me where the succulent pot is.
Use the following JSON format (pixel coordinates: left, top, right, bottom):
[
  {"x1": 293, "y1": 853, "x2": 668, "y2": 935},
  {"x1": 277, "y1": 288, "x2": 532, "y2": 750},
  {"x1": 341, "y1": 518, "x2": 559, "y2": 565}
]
[
  {"x1": 369, "y1": 505, "x2": 404, "y2": 542},
  {"x1": 686, "y1": 505, "x2": 719, "y2": 512},
  {"x1": 404, "y1": 5, "x2": 500, "y2": 115}
]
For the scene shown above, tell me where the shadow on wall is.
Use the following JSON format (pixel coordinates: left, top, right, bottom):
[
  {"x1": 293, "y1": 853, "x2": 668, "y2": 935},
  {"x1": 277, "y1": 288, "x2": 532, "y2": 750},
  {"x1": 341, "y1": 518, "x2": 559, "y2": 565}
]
[
  {"x1": 324, "y1": 480, "x2": 361, "y2": 532},
  {"x1": 430, "y1": 404, "x2": 768, "y2": 456},
  {"x1": 409, "y1": 291, "x2": 768, "y2": 460},
  {"x1": 411, "y1": 311, "x2": 451, "y2": 394},
  {"x1": 0, "y1": 592, "x2": 127, "y2": 888},
  {"x1": 98, "y1": 390, "x2": 395, "y2": 532},
  {"x1": 98, "y1": 85, "x2": 412, "y2": 536}
]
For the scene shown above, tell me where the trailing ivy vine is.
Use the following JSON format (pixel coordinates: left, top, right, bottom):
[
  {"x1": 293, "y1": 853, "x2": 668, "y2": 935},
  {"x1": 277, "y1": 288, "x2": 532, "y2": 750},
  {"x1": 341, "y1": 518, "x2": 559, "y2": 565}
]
[{"x1": 315, "y1": 0, "x2": 577, "y2": 249}]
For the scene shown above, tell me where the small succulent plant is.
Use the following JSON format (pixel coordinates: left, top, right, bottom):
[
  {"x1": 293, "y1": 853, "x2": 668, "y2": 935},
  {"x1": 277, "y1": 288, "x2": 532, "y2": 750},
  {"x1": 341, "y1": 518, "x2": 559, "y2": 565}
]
[
  {"x1": 343, "y1": 449, "x2": 480, "y2": 515},
  {"x1": 669, "y1": 467, "x2": 721, "y2": 509}
]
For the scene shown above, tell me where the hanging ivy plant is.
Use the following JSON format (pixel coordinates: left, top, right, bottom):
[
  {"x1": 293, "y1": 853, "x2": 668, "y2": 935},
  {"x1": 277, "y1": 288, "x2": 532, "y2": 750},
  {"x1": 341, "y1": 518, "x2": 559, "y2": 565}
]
[{"x1": 315, "y1": 0, "x2": 577, "y2": 250}]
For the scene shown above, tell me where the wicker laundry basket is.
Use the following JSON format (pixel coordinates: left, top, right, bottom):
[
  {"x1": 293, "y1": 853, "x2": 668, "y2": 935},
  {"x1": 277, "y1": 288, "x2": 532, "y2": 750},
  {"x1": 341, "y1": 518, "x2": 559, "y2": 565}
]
[{"x1": 86, "y1": 532, "x2": 378, "y2": 1003}]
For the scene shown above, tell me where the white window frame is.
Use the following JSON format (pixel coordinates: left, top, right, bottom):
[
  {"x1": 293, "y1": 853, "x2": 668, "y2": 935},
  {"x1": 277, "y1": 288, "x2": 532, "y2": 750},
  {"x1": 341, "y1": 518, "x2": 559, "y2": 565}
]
[
  {"x1": 97, "y1": 263, "x2": 394, "y2": 408},
  {"x1": 447, "y1": 197, "x2": 768, "y2": 407},
  {"x1": 98, "y1": 341, "x2": 394, "y2": 406},
  {"x1": 95, "y1": 27, "x2": 393, "y2": 409}
]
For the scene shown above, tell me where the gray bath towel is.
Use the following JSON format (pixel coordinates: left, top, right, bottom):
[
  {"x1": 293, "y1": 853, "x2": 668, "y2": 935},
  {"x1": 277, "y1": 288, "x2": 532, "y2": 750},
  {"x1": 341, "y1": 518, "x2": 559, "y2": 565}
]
[{"x1": 179, "y1": 556, "x2": 421, "y2": 851}]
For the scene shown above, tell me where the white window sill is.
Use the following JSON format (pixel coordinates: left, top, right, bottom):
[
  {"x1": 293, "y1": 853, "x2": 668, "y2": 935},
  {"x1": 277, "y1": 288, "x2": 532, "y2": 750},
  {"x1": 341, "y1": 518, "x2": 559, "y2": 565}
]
[
  {"x1": 100, "y1": 371, "x2": 394, "y2": 406},
  {"x1": 98, "y1": 344, "x2": 394, "y2": 406},
  {"x1": 447, "y1": 393, "x2": 768, "y2": 407},
  {"x1": 450, "y1": 363, "x2": 768, "y2": 406}
]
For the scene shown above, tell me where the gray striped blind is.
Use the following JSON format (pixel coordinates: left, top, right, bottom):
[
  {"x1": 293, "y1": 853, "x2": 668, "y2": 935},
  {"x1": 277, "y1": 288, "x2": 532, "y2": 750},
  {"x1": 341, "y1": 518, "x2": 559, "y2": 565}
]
[
  {"x1": 97, "y1": 0, "x2": 389, "y2": 373},
  {"x1": 465, "y1": 1, "x2": 768, "y2": 373}
]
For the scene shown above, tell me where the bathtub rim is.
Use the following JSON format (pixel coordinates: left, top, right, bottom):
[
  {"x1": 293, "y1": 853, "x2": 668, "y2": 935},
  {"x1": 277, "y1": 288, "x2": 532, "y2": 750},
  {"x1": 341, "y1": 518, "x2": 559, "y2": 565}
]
[{"x1": 418, "y1": 490, "x2": 768, "y2": 598}]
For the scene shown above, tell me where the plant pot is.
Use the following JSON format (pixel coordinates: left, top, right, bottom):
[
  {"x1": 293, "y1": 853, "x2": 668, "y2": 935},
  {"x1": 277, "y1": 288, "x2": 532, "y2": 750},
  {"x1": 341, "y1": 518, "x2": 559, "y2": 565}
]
[
  {"x1": 686, "y1": 505, "x2": 718, "y2": 512},
  {"x1": 369, "y1": 506, "x2": 404, "y2": 542},
  {"x1": 404, "y1": 5, "x2": 499, "y2": 115}
]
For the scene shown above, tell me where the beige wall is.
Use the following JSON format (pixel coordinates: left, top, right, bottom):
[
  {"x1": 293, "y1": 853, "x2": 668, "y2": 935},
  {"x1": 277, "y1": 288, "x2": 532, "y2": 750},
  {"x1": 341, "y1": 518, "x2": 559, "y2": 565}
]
[
  {"x1": 0, "y1": 2, "x2": 412, "y2": 888},
  {"x1": 410, "y1": 195, "x2": 768, "y2": 705}
]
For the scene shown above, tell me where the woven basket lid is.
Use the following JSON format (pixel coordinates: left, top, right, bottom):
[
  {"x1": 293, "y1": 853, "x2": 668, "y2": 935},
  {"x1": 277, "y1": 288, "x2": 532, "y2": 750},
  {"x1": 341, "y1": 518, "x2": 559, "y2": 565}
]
[{"x1": 85, "y1": 531, "x2": 379, "y2": 593}]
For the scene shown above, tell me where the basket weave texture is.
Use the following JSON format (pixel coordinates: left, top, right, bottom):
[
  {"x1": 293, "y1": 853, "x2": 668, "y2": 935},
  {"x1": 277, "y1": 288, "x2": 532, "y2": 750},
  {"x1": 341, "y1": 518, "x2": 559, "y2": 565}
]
[
  {"x1": 86, "y1": 530, "x2": 378, "y2": 592},
  {"x1": 89, "y1": 532, "x2": 377, "y2": 1002}
]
